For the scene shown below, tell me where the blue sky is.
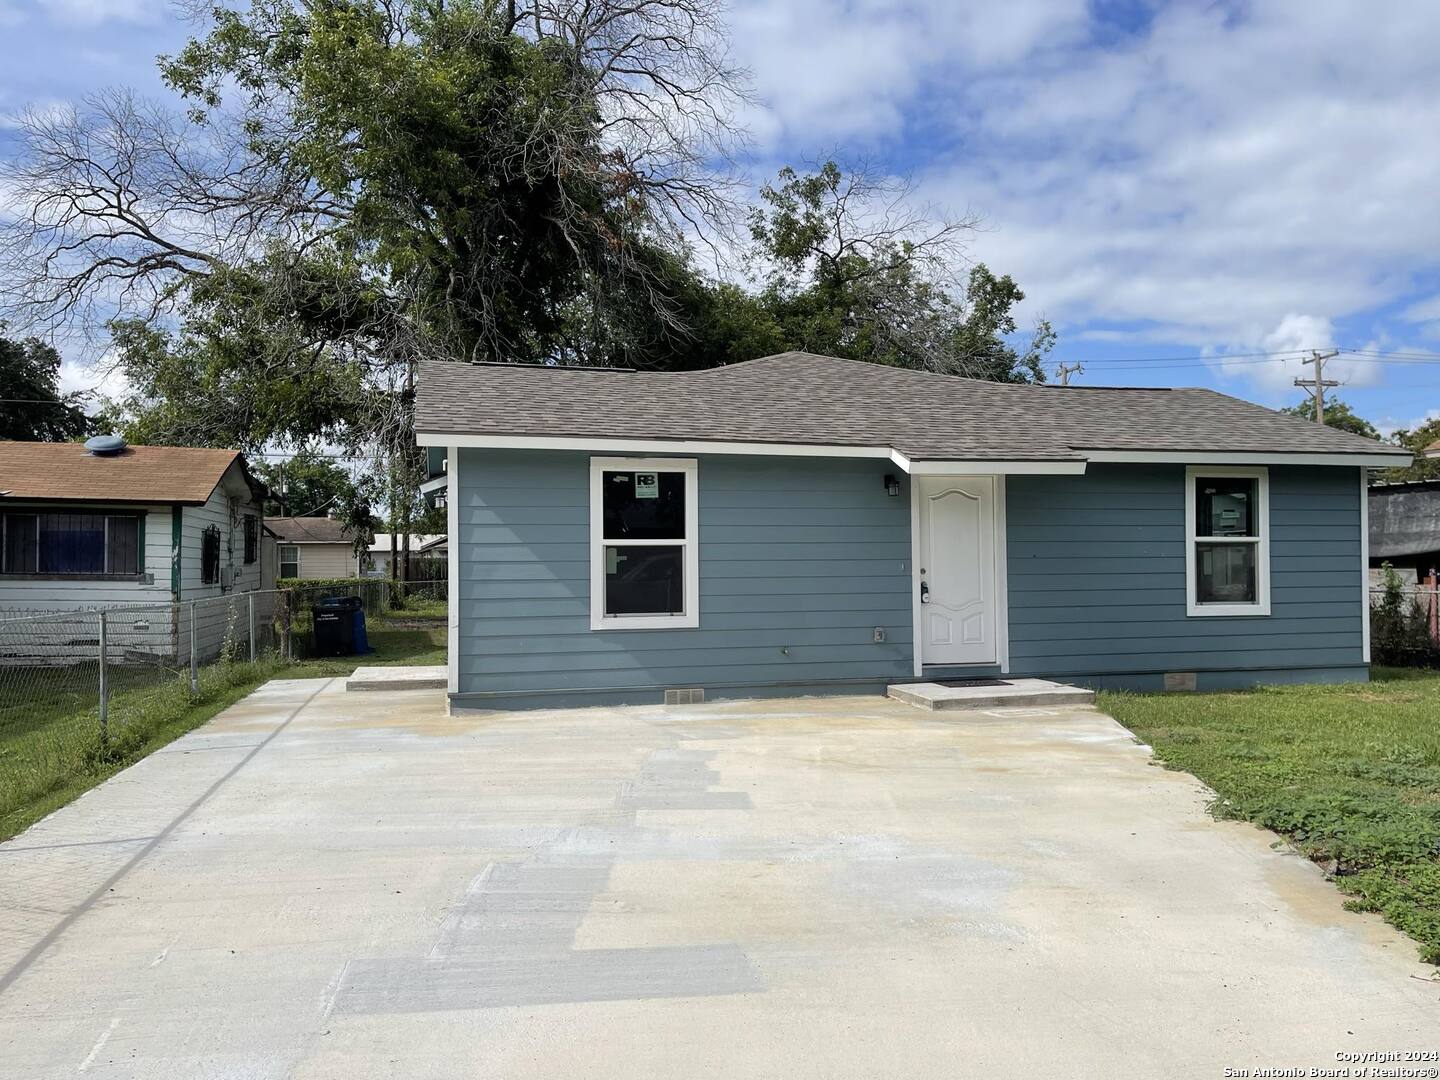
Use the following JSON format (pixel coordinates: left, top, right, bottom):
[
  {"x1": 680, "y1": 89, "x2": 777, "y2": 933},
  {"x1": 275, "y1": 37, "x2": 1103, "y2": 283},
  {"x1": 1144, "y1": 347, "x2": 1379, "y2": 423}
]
[{"x1": 4, "y1": 0, "x2": 1440, "y2": 435}]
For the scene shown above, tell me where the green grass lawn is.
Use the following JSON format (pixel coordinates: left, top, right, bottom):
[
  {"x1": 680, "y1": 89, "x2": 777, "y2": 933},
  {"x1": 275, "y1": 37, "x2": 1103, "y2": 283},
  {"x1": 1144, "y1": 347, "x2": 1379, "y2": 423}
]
[
  {"x1": 0, "y1": 614, "x2": 445, "y2": 841},
  {"x1": 1100, "y1": 668, "x2": 1440, "y2": 964}
]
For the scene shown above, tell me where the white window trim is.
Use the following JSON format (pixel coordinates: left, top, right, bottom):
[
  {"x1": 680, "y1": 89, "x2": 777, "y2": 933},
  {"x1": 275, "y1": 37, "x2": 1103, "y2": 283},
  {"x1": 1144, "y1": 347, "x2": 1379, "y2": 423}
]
[
  {"x1": 590, "y1": 456, "x2": 699, "y2": 631},
  {"x1": 278, "y1": 544, "x2": 301, "y2": 578},
  {"x1": 1185, "y1": 465, "x2": 1271, "y2": 617}
]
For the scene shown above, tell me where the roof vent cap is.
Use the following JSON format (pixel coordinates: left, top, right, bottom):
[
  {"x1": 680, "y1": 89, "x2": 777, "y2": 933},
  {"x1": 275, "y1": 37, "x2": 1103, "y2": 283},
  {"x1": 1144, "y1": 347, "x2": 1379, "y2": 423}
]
[{"x1": 84, "y1": 434, "x2": 128, "y2": 456}]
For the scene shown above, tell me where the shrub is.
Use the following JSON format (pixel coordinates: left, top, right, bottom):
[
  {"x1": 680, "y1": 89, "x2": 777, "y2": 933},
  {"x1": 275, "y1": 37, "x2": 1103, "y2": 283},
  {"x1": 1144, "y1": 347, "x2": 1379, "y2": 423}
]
[{"x1": 1370, "y1": 563, "x2": 1440, "y2": 668}]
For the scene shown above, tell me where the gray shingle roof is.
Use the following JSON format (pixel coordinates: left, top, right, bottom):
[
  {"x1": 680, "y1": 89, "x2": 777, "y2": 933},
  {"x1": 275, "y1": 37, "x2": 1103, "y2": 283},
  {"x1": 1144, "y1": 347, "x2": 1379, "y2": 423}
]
[
  {"x1": 415, "y1": 351, "x2": 1409, "y2": 462},
  {"x1": 265, "y1": 516, "x2": 353, "y2": 544}
]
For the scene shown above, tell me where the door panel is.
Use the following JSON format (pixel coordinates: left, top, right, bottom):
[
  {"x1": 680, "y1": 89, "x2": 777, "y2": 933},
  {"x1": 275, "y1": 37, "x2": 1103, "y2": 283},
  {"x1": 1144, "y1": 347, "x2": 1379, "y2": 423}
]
[{"x1": 919, "y1": 477, "x2": 996, "y2": 665}]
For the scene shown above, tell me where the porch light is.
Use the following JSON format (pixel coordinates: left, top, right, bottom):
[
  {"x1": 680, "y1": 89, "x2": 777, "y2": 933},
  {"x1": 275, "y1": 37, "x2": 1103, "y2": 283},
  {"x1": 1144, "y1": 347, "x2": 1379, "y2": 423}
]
[{"x1": 884, "y1": 474, "x2": 901, "y2": 497}]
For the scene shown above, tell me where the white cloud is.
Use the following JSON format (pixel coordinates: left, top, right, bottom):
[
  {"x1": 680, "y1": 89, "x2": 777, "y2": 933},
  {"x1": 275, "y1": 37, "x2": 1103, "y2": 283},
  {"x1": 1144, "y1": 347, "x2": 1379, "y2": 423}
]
[{"x1": 733, "y1": 1, "x2": 1440, "y2": 399}]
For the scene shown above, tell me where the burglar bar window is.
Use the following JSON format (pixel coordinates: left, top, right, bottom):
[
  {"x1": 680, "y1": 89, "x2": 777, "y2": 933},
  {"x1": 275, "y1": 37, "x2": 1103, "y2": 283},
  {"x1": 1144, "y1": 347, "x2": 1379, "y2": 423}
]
[
  {"x1": 243, "y1": 515, "x2": 259, "y2": 564},
  {"x1": 0, "y1": 510, "x2": 142, "y2": 576},
  {"x1": 201, "y1": 525, "x2": 222, "y2": 585}
]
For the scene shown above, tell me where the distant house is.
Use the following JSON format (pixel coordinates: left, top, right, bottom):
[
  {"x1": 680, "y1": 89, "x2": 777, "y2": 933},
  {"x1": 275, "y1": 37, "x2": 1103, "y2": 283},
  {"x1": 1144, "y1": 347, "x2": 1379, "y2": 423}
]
[
  {"x1": 1369, "y1": 479, "x2": 1440, "y2": 574},
  {"x1": 0, "y1": 438, "x2": 271, "y2": 613},
  {"x1": 366, "y1": 533, "x2": 447, "y2": 578},
  {"x1": 265, "y1": 516, "x2": 363, "y2": 579}
]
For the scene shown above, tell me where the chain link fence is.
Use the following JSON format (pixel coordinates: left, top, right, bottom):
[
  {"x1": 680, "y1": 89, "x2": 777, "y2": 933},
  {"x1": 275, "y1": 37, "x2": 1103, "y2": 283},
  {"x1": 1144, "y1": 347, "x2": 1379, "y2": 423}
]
[{"x1": 0, "y1": 579, "x2": 445, "y2": 831}]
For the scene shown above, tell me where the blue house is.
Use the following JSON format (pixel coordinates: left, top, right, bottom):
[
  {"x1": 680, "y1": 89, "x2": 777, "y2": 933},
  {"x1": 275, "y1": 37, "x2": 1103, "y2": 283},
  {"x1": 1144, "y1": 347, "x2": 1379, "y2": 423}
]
[{"x1": 416, "y1": 352, "x2": 1410, "y2": 712}]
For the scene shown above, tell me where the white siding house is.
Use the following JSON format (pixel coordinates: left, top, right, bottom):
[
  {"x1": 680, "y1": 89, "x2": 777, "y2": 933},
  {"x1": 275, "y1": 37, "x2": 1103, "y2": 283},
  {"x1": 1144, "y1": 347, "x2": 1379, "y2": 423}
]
[
  {"x1": 0, "y1": 440, "x2": 272, "y2": 660},
  {"x1": 265, "y1": 517, "x2": 363, "y2": 579}
]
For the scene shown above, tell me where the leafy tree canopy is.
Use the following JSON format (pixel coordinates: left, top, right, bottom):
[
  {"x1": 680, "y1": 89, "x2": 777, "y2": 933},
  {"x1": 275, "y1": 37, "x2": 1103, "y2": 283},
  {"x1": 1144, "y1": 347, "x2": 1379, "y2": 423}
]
[
  {"x1": 744, "y1": 163, "x2": 1052, "y2": 381},
  {"x1": 0, "y1": 328, "x2": 92, "y2": 441},
  {"x1": 254, "y1": 447, "x2": 363, "y2": 519},
  {"x1": 1382, "y1": 416, "x2": 1440, "y2": 483},
  {"x1": 1279, "y1": 397, "x2": 1381, "y2": 440}
]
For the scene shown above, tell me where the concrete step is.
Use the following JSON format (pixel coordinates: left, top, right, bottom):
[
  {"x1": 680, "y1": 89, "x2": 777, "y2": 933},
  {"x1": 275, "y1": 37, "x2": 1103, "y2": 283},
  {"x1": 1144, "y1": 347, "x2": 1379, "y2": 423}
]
[
  {"x1": 887, "y1": 678, "x2": 1095, "y2": 711},
  {"x1": 346, "y1": 665, "x2": 447, "y2": 692}
]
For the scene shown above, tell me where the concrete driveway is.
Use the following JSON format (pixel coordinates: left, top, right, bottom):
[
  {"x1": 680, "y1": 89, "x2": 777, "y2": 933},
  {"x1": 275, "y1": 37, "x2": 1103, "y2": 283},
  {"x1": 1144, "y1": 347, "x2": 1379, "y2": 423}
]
[{"x1": 0, "y1": 680, "x2": 1434, "y2": 1079}]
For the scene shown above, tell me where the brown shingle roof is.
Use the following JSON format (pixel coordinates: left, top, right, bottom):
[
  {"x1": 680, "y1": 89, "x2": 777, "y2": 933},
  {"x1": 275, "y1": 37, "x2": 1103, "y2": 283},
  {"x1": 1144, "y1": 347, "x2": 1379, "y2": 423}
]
[
  {"x1": 416, "y1": 351, "x2": 1410, "y2": 462},
  {"x1": 0, "y1": 441, "x2": 248, "y2": 504},
  {"x1": 265, "y1": 516, "x2": 354, "y2": 544}
]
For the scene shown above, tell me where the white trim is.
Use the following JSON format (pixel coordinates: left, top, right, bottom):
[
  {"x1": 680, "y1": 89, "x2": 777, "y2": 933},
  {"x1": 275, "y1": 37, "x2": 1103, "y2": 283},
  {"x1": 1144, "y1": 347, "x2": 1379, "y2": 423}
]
[
  {"x1": 420, "y1": 473, "x2": 448, "y2": 495},
  {"x1": 421, "y1": 431, "x2": 900, "y2": 460},
  {"x1": 994, "y1": 475, "x2": 1010, "y2": 674},
  {"x1": 913, "y1": 474, "x2": 1005, "y2": 668},
  {"x1": 446, "y1": 445, "x2": 460, "y2": 695},
  {"x1": 1360, "y1": 466, "x2": 1371, "y2": 663},
  {"x1": 589, "y1": 457, "x2": 700, "y2": 631},
  {"x1": 1185, "y1": 466, "x2": 1271, "y2": 617},
  {"x1": 1087, "y1": 449, "x2": 1407, "y2": 468},
  {"x1": 906, "y1": 459, "x2": 1086, "y2": 476},
  {"x1": 418, "y1": 432, "x2": 1407, "y2": 471},
  {"x1": 910, "y1": 480, "x2": 922, "y2": 677},
  {"x1": 278, "y1": 544, "x2": 300, "y2": 578}
]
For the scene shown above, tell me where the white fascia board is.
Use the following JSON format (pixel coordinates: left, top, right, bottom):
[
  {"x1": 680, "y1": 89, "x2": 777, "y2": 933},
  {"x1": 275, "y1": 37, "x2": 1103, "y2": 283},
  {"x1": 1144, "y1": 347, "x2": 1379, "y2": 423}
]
[
  {"x1": 416, "y1": 431, "x2": 902, "y2": 463},
  {"x1": 1084, "y1": 449, "x2": 1409, "y2": 468},
  {"x1": 906, "y1": 459, "x2": 1087, "y2": 476},
  {"x1": 419, "y1": 474, "x2": 448, "y2": 494}
]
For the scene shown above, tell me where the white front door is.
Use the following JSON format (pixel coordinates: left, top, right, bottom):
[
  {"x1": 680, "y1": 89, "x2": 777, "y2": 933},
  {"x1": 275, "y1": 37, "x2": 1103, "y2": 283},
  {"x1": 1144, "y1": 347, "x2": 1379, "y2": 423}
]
[{"x1": 918, "y1": 476, "x2": 997, "y2": 666}]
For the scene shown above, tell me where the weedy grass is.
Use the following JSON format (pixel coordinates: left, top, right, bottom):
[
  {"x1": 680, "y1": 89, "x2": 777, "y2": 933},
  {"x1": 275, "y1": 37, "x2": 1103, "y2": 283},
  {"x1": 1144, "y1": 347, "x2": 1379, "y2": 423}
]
[
  {"x1": 1100, "y1": 668, "x2": 1440, "y2": 964},
  {"x1": 0, "y1": 619, "x2": 445, "y2": 841}
]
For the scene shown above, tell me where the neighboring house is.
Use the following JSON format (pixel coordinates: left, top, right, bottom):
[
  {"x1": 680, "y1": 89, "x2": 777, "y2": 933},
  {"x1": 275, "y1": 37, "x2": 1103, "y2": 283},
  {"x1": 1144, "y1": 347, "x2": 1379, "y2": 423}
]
[
  {"x1": 366, "y1": 533, "x2": 447, "y2": 578},
  {"x1": 416, "y1": 351, "x2": 1410, "y2": 713},
  {"x1": 0, "y1": 438, "x2": 271, "y2": 660},
  {"x1": 1369, "y1": 479, "x2": 1440, "y2": 574},
  {"x1": 265, "y1": 516, "x2": 363, "y2": 579}
]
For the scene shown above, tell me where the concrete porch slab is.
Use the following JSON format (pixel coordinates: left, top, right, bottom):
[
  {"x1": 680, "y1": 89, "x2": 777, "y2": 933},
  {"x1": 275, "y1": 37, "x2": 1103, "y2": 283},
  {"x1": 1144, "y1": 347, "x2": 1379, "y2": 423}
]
[
  {"x1": 345, "y1": 664, "x2": 448, "y2": 692},
  {"x1": 887, "y1": 677, "x2": 1096, "y2": 711}
]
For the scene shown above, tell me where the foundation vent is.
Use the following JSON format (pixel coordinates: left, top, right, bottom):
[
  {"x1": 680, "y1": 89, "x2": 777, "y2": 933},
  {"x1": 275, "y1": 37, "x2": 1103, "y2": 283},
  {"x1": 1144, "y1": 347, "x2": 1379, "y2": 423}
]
[
  {"x1": 664, "y1": 688, "x2": 705, "y2": 705},
  {"x1": 1163, "y1": 672, "x2": 1198, "y2": 692}
]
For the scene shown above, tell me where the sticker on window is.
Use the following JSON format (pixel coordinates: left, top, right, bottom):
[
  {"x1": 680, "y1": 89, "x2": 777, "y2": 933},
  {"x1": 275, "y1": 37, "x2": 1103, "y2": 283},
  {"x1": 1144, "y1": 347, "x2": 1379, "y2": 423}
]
[{"x1": 634, "y1": 472, "x2": 659, "y2": 499}]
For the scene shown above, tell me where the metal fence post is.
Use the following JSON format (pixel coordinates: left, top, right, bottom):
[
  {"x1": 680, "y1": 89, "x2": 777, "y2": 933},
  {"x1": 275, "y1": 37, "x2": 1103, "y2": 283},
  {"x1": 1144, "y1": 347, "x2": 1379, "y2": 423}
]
[
  {"x1": 98, "y1": 610, "x2": 109, "y2": 744},
  {"x1": 248, "y1": 592, "x2": 256, "y2": 663},
  {"x1": 189, "y1": 601, "x2": 199, "y2": 697}
]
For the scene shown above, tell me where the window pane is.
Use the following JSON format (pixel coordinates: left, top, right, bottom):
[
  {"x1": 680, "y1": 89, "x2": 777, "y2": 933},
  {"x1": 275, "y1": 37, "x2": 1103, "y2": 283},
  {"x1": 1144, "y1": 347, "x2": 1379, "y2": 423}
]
[
  {"x1": 603, "y1": 470, "x2": 685, "y2": 540},
  {"x1": 280, "y1": 546, "x2": 299, "y2": 577},
  {"x1": 604, "y1": 544, "x2": 684, "y2": 616},
  {"x1": 3, "y1": 514, "x2": 37, "y2": 574},
  {"x1": 107, "y1": 516, "x2": 140, "y2": 574},
  {"x1": 1196, "y1": 542, "x2": 1256, "y2": 604},
  {"x1": 1195, "y1": 477, "x2": 1256, "y2": 537},
  {"x1": 39, "y1": 513, "x2": 105, "y2": 574}
]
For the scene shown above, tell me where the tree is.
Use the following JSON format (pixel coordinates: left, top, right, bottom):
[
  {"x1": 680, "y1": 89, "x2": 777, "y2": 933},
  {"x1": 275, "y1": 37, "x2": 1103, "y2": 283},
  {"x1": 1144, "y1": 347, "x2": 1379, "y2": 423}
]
[
  {"x1": 1381, "y1": 417, "x2": 1440, "y2": 483},
  {"x1": 0, "y1": 328, "x2": 92, "y2": 441},
  {"x1": 1280, "y1": 397, "x2": 1380, "y2": 440},
  {"x1": 254, "y1": 449, "x2": 362, "y2": 518},
  {"x1": 745, "y1": 162, "x2": 1052, "y2": 381}
]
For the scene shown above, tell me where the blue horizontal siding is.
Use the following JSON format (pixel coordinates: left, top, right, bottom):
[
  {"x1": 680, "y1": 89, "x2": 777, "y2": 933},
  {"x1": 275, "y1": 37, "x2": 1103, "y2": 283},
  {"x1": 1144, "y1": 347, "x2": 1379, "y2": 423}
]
[
  {"x1": 453, "y1": 449, "x2": 914, "y2": 700},
  {"x1": 452, "y1": 451, "x2": 1366, "y2": 708},
  {"x1": 1004, "y1": 463, "x2": 1364, "y2": 679}
]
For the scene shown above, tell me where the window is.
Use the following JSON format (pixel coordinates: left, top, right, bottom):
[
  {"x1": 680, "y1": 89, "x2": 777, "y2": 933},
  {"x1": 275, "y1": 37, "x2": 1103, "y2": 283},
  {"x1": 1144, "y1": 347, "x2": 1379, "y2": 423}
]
[
  {"x1": 1185, "y1": 467, "x2": 1269, "y2": 616},
  {"x1": 589, "y1": 457, "x2": 698, "y2": 629},
  {"x1": 201, "y1": 525, "x2": 222, "y2": 585},
  {"x1": 279, "y1": 545, "x2": 300, "y2": 578},
  {"x1": 243, "y1": 515, "x2": 259, "y2": 564},
  {"x1": 0, "y1": 511, "x2": 142, "y2": 576}
]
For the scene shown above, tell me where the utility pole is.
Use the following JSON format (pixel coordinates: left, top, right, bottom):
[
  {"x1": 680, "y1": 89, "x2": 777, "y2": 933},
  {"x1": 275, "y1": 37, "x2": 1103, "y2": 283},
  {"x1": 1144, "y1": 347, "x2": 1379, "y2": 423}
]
[
  {"x1": 1055, "y1": 362, "x2": 1084, "y2": 386},
  {"x1": 1294, "y1": 349, "x2": 1340, "y2": 424}
]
